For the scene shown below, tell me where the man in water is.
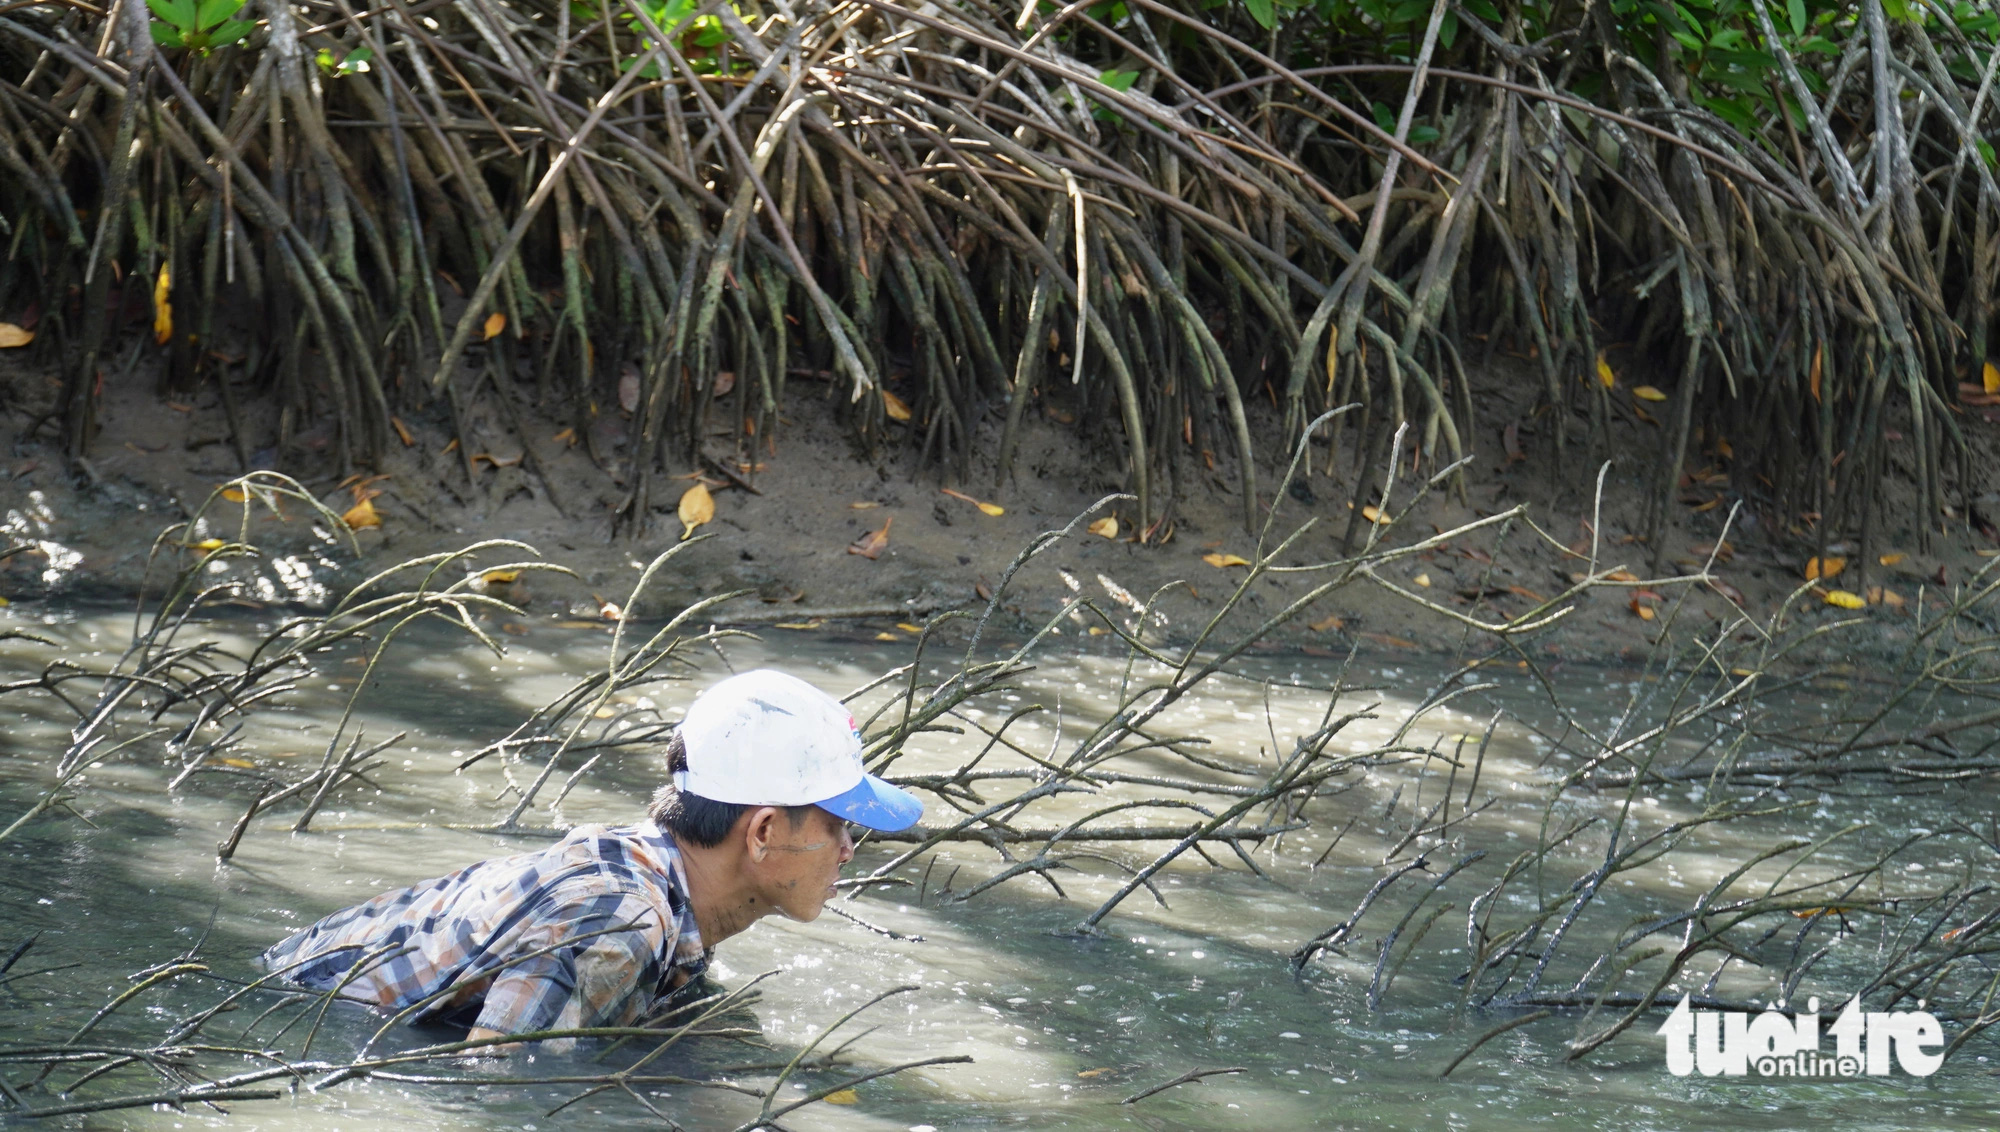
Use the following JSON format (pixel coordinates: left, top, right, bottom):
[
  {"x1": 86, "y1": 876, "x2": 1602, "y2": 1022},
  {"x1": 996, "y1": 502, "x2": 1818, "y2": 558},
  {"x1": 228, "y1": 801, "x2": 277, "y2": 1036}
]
[{"x1": 260, "y1": 669, "x2": 922, "y2": 1047}]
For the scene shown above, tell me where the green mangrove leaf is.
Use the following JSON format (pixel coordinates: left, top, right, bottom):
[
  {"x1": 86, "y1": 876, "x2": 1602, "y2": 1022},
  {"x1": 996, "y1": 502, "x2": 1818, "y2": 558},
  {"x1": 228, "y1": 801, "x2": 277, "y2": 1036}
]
[
  {"x1": 194, "y1": 0, "x2": 243, "y2": 31},
  {"x1": 1244, "y1": 0, "x2": 1276, "y2": 29},
  {"x1": 148, "y1": 20, "x2": 184, "y2": 45}
]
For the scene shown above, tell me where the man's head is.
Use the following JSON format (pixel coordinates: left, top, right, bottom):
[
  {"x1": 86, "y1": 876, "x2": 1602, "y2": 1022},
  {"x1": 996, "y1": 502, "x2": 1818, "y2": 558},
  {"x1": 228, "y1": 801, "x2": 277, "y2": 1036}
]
[{"x1": 648, "y1": 670, "x2": 922, "y2": 923}]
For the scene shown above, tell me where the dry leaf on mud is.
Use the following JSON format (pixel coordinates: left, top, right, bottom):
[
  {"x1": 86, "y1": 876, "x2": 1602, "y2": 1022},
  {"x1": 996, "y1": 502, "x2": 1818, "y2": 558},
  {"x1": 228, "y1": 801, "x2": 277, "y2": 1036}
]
[
  {"x1": 390, "y1": 416, "x2": 415, "y2": 447},
  {"x1": 1202, "y1": 552, "x2": 1251, "y2": 568},
  {"x1": 192, "y1": 538, "x2": 225, "y2": 552},
  {"x1": 678, "y1": 482, "x2": 714, "y2": 541},
  {"x1": 153, "y1": 266, "x2": 172, "y2": 345},
  {"x1": 1414, "y1": 573, "x2": 1432, "y2": 587},
  {"x1": 1088, "y1": 517, "x2": 1119, "y2": 539},
  {"x1": 342, "y1": 497, "x2": 381, "y2": 531},
  {"x1": 882, "y1": 390, "x2": 913, "y2": 422},
  {"x1": 874, "y1": 632, "x2": 899, "y2": 641},
  {"x1": 1805, "y1": 556, "x2": 1845, "y2": 581},
  {"x1": 1595, "y1": 352, "x2": 1616, "y2": 389},
  {"x1": 1633, "y1": 385, "x2": 1668, "y2": 402},
  {"x1": 483, "y1": 312, "x2": 506, "y2": 339},
  {"x1": 1630, "y1": 597, "x2": 1655, "y2": 621},
  {"x1": 941, "y1": 487, "x2": 1003, "y2": 515},
  {"x1": 849, "y1": 516, "x2": 892, "y2": 559},
  {"x1": 1986, "y1": 360, "x2": 2000, "y2": 395},
  {"x1": 1823, "y1": 589, "x2": 1867, "y2": 609},
  {"x1": 1879, "y1": 552, "x2": 1906, "y2": 566},
  {"x1": 1309, "y1": 614, "x2": 1344, "y2": 632},
  {"x1": 0, "y1": 323, "x2": 33, "y2": 348}
]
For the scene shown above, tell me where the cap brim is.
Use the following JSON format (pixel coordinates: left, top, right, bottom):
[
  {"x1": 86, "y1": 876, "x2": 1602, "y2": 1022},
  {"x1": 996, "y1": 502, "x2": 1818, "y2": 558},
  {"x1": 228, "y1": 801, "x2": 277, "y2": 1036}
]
[{"x1": 817, "y1": 773, "x2": 923, "y2": 832}]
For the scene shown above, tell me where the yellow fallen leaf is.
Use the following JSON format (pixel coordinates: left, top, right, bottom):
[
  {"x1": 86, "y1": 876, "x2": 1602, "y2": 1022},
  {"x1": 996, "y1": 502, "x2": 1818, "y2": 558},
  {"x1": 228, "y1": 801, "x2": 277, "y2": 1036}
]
[
  {"x1": 1595, "y1": 352, "x2": 1616, "y2": 389},
  {"x1": 217, "y1": 756, "x2": 256, "y2": 769},
  {"x1": 874, "y1": 632, "x2": 899, "y2": 641},
  {"x1": 775, "y1": 620, "x2": 824, "y2": 630},
  {"x1": 1630, "y1": 597, "x2": 1655, "y2": 621},
  {"x1": 1824, "y1": 589, "x2": 1866, "y2": 609},
  {"x1": 390, "y1": 416, "x2": 415, "y2": 447},
  {"x1": 1077, "y1": 1067, "x2": 1113, "y2": 1079},
  {"x1": 941, "y1": 487, "x2": 1002, "y2": 515},
  {"x1": 1632, "y1": 385, "x2": 1668, "y2": 402},
  {"x1": 482, "y1": 569, "x2": 521, "y2": 585},
  {"x1": 1880, "y1": 588, "x2": 1905, "y2": 608},
  {"x1": 153, "y1": 266, "x2": 172, "y2": 346},
  {"x1": 0, "y1": 322, "x2": 33, "y2": 348},
  {"x1": 1088, "y1": 517, "x2": 1119, "y2": 539},
  {"x1": 553, "y1": 427, "x2": 576, "y2": 446},
  {"x1": 1202, "y1": 553, "x2": 1251, "y2": 568},
  {"x1": 192, "y1": 538, "x2": 225, "y2": 552},
  {"x1": 882, "y1": 390, "x2": 912, "y2": 422},
  {"x1": 1879, "y1": 552, "x2": 1906, "y2": 566},
  {"x1": 0, "y1": 596, "x2": 9, "y2": 607},
  {"x1": 824, "y1": 1088, "x2": 859, "y2": 1105},
  {"x1": 1413, "y1": 573, "x2": 1432, "y2": 587},
  {"x1": 1985, "y1": 360, "x2": 2000, "y2": 395},
  {"x1": 483, "y1": 311, "x2": 506, "y2": 339},
  {"x1": 1087, "y1": 626, "x2": 1110, "y2": 635},
  {"x1": 1805, "y1": 556, "x2": 1845, "y2": 581},
  {"x1": 221, "y1": 487, "x2": 248, "y2": 503},
  {"x1": 678, "y1": 482, "x2": 714, "y2": 541},
  {"x1": 897, "y1": 623, "x2": 924, "y2": 633},
  {"x1": 850, "y1": 501, "x2": 881, "y2": 509},
  {"x1": 1361, "y1": 505, "x2": 1389, "y2": 524},
  {"x1": 342, "y1": 497, "x2": 381, "y2": 531}
]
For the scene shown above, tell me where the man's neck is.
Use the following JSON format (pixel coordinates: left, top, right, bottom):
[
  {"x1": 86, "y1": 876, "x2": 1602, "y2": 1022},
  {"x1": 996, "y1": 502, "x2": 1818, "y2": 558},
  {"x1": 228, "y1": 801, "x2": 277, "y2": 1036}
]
[{"x1": 676, "y1": 840, "x2": 768, "y2": 947}]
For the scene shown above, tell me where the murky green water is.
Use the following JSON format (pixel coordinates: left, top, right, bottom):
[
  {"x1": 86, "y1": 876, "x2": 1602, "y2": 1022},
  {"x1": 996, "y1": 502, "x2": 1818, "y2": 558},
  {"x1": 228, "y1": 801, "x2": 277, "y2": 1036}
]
[{"x1": 2, "y1": 605, "x2": 1995, "y2": 1129}]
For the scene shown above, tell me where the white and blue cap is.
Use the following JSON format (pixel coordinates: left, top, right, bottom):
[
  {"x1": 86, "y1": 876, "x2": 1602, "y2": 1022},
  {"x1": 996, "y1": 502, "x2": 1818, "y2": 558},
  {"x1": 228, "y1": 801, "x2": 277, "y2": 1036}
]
[{"x1": 674, "y1": 669, "x2": 923, "y2": 832}]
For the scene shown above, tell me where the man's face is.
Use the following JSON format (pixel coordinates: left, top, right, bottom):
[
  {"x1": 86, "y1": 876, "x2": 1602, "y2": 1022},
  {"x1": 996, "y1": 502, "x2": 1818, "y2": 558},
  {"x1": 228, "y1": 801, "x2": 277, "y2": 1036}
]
[{"x1": 755, "y1": 805, "x2": 856, "y2": 922}]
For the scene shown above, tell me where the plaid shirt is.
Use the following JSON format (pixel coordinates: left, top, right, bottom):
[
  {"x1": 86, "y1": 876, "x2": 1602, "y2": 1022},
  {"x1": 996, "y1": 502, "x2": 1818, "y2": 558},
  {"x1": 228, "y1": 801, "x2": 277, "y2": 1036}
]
[{"x1": 262, "y1": 821, "x2": 706, "y2": 1043}]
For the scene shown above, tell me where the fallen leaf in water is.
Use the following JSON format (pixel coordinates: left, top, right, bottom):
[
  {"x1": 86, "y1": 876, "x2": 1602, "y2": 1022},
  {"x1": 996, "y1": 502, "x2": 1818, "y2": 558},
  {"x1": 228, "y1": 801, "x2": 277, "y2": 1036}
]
[
  {"x1": 1361, "y1": 631, "x2": 1419, "y2": 649},
  {"x1": 874, "y1": 631, "x2": 899, "y2": 641},
  {"x1": 1087, "y1": 626, "x2": 1110, "y2": 636},
  {"x1": 501, "y1": 622, "x2": 529, "y2": 636},
  {"x1": 153, "y1": 266, "x2": 172, "y2": 345},
  {"x1": 849, "y1": 516, "x2": 892, "y2": 559},
  {"x1": 941, "y1": 487, "x2": 1003, "y2": 515},
  {"x1": 217, "y1": 756, "x2": 256, "y2": 769},
  {"x1": 594, "y1": 707, "x2": 617, "y2": 719},
  {"x1": 1309, "y1": 614, "x2": 1344, "y2": 632},
  {"x1": 1804, "y1": 556, "x2": 1845, "y2": 581},
  {"x1": 678, "y1": 483, "x2": 714, "y2": 541},
  {"x1": 882, "y1": 390, "x2": 913, "y2": 422},
  {"x1": 775, "y1": 619, "x2": 825, "y2": 630},
  {"x1": 1630, "y1": 597, "x2": 1655, "y2": 621},
  {"x1": 0, "y1": 322, "x2": 38, "y2": 348},
  {"x1": 596, "y1": 597, "x2": 623, "y2": 621},
  {"x1": 1633, "y1": 385, "x2": 1668, "y2": 401},
  {"x1": 483, "y1": 312, "x2": 506, "y2": 339},
  {"x1": 192, "y1": 538, "x2": 225, "y2": 552},
  {"x1": 1413, "y1": 573, "x2": 1432, "y2": 588},
  {"x1": 1361, "y1": 505, "x2": 1389, "y2": 524},
  {"x1": 713, "y1": 370, "x2": 736, "y2": 396},
  {"x1": 1879, "y1": 552, "x2": 1906, "y2": 566},
  {"x1": 824, "y1": 1089, "x2": 859, "y2": 1105},
  {"x1": 1202, "y1": 553, "x2": 1251, "y2": 568},
  {"x1": 1823, "y1": 589, "x2": 1866, "y2": 609},
  {"x1": 1088, "y1": 517, "x2": 1119, "y2": 539},
  {"x1": 897, "y1": 623, "x2": 923, "y2": 633},
  {"x1": 342, "y1": 497, "x2": 381, "y2": 531},
  {"x1": 1595, "y1": 352, "x2": 1616, "y2": 389},
  {"x1": 1077, "y1": 1068, "x2": 1114, "y2": 1079}
]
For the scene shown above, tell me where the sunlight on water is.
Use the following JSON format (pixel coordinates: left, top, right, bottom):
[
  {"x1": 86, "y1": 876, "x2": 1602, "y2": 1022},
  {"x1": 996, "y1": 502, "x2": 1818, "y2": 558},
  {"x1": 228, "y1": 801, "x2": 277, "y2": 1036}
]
[{"x1": 2, "y1": 607, "x2": 1995, "y2": 1129}]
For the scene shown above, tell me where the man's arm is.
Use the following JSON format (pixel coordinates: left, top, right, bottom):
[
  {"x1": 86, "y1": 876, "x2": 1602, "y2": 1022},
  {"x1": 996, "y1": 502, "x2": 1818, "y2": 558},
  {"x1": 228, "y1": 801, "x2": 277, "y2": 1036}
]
[{"x1": 469, "y1": 905, "x2": 664, "y2": 1049}]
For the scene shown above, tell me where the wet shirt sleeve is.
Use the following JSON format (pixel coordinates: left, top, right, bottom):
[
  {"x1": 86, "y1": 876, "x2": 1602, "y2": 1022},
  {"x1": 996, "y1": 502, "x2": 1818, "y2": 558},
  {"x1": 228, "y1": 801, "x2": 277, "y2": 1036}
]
[{"x1": 470, "y1": 884, "x2": 670, "y2": 1042}]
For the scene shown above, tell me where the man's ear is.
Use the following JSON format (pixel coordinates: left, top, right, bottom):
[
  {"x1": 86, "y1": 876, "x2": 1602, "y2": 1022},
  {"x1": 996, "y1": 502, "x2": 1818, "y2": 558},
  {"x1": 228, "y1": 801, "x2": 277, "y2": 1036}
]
[{"x1": 741, "y1": 805, "x2": 782, "y2": 863}]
